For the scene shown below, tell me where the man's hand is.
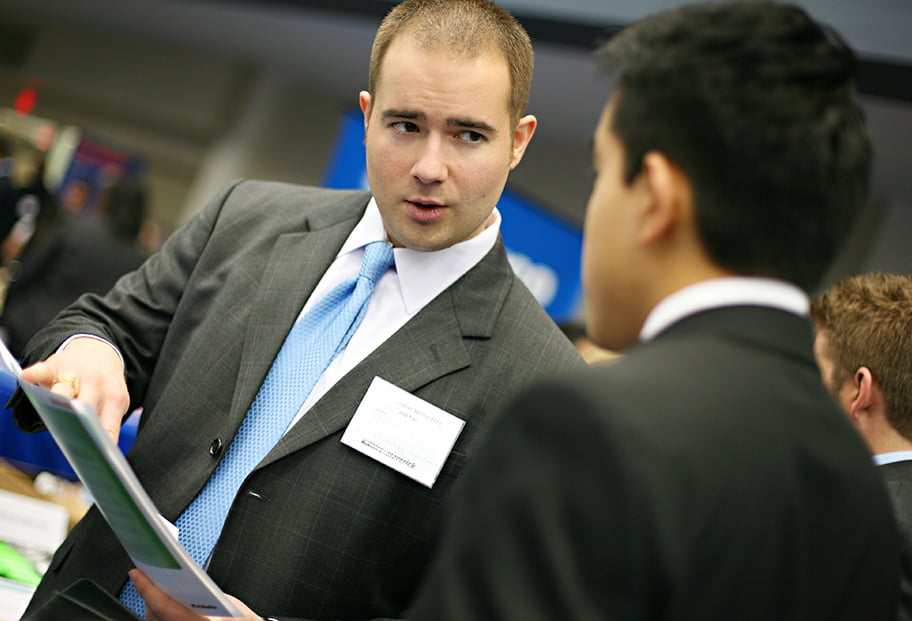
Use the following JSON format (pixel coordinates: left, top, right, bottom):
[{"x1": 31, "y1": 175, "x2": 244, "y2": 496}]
[
  {"x1": 129, "y1": 569, "x2": 262, "y2": 621},
  {"x1": 20, "y1": 336, "x2": 131, "y2": 444}
]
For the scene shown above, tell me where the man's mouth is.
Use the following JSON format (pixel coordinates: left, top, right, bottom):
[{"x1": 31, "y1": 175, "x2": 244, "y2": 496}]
[{"x1": 406, "y1": 199, "x2": 447, "y2": 222}]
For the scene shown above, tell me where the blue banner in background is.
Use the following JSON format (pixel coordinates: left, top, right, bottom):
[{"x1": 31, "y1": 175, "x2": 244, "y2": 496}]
[{"x1": 323, "y1": 110, "x2": 583, "y2": 322}]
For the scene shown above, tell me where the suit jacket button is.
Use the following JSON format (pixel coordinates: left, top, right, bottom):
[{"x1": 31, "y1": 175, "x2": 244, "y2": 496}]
[{"x1": 209, "y1": 438, "x2": 223, "y2": 458}]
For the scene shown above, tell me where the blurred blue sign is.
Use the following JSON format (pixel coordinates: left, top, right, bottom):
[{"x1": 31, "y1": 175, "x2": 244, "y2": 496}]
[{"x1": 323, "y1": 110, "x2": 582, "y2": 322}]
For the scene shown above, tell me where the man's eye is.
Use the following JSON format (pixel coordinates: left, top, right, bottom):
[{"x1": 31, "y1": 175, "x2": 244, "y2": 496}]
[
  {"x1": 392, "y1": 121, "x2": 419, "y2": 133},
  {"x1": 458, "y1": 130, "x2": 484, "y2": 143}
]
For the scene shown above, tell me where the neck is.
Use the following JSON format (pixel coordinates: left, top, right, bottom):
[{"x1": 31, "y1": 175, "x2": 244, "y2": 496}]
[
  {"x1": 867, "y1": 423, "x2": 912, "y2": 456},
  {"x1": 647, "y1": 263, "x2": 734, "y2": 314}
]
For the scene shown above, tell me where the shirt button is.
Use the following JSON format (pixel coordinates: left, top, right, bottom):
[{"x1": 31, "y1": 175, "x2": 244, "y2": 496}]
[{"x1": 208, "y1": 438, "x2": 223, "y2": 458}]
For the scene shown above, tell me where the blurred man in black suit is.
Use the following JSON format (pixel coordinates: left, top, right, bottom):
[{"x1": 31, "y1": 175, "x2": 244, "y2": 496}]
[{"x1": 409, "y1": 2, "x2": 900, "y2": 619}]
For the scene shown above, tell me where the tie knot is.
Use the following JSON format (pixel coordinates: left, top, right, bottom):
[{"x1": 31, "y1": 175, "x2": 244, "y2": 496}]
[{"x1": 359, "y1": 241, "x2": 395, "y2": 283}]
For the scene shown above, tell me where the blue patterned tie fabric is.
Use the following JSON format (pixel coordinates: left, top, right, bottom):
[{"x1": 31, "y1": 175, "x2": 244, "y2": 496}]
[{"x1": 119, "y1": 240, "x2": 395, "y2": 617}]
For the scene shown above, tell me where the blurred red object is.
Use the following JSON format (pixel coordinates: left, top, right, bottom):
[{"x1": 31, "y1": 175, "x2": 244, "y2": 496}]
[{"x1": 13, "y1": 78, "x2": 40, "y2": 116}]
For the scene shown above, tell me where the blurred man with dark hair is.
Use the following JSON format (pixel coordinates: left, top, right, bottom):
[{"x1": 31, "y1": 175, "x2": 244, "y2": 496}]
[
  {"x1": 409, "y1": 2, "x2": 900, "y2": 619},
  {"x1": 811, "y1": 271, "x2": 912, "y2": 620}
]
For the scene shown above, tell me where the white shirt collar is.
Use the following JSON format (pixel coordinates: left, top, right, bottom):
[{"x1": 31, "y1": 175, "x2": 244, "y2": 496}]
[
  {"x1": 874, "y1": 450, "x2": 912, "y2": 466},
  {"x1": 338, "y1": 197, "x2": 389, "y2": 253},
  {"x1": 340, "y1": 197, "x2": 501, "y2": 314},
  {"x1": 639, "y1": 276, "x2": 809, "y2": 342}
]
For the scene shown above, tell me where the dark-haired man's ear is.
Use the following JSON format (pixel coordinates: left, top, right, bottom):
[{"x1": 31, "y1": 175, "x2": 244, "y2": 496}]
[{"x1": 637, "y1": 151, "x2": 694, "y2": 246}]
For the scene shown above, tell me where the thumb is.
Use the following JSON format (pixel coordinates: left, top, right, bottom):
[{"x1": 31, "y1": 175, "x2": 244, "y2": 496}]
[
  {"x1": 97, "y1": 405, "x2": 123, "y2": 446},
  {"x1": 20, "y1": 361, "x2": 58, "y2": 387}
]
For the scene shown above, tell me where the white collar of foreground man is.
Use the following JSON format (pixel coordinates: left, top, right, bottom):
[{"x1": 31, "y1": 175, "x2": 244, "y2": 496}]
[
  {"x1": 874, "y1": 451, "x2": 912, "y2": 466},
  {"x1": 639, "y1": 277, "x2": 810, "y2": 343}
]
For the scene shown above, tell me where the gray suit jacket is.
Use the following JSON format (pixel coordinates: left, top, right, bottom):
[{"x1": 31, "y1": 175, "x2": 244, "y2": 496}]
[{"x1": 14, "y1": 180, "x2": 585, "y2": 620}]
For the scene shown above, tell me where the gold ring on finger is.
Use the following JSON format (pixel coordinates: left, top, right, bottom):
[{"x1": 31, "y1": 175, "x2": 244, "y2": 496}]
[{"x1": 53, "y1": 373, "x2": 80, "y2": 397}]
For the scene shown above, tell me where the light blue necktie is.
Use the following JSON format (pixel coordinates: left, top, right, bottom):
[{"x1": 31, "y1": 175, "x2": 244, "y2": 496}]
[{"x1": 119, "y1": 240, "x2": 395, "y2": 617}]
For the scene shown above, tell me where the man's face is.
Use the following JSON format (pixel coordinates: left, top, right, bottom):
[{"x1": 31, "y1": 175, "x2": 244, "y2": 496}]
[
  {"x1": 582, "y1": 101, "x2": 648, "y2": 350},
  {"x1": 360, "y1": 34, "x2": 533, "y2": 251}
]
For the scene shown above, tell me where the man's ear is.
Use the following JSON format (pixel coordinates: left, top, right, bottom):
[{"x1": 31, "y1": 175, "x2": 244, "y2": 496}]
[
  {"x1": 359, "y1": 91, "x2": 372, "y2": 130},
  {"x1": 848, "y1": 366, "x2": 876, "y2": 421},
  {"x1": 509, "y1": 114, "x2": 537, "y2": 169},
  {"x1": 637, "y1": 151, "x2": 694, "y2": 246}
]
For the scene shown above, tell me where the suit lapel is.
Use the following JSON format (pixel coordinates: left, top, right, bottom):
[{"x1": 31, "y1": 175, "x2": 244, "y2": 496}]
[
  {"x1": 229, "y1": 195, "x2": 369, "y2": 426},
  {"x1": 258, "y1": 237, "x2": 515, "y2": 467}
]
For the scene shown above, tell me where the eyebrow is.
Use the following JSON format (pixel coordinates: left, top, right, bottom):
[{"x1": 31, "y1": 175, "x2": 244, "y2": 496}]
[{"x1": 382, "y1": 109, "x2": 497, "y2": 135}]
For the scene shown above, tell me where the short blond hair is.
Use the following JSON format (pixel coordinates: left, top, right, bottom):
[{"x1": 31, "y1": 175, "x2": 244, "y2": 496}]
[
  {"x1": 368, "y1": 0, "x2": 533, "y2": 128},
  {"x1": 811, "y1": 272, "x2": 912, "y2": 440}
]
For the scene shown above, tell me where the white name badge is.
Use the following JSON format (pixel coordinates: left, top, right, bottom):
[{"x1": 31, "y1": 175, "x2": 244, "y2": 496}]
[{"x1": 341, "y1": 376, "x2": 465, "y2": 488}]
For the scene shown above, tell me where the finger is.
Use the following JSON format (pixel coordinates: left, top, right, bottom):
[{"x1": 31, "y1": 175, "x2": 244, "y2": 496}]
[
  {"x1": 224, "y1": 595, "x2": 260, "y2": 619},
  {"x1": 131, "y1": 569, "x2": 203, "y2": 621},
  {"x1": 131, "y1": 570, "x2": 173, "y2": 621},
  {"x1": 78, "y1": 384, "x2": 127, "y2": 445},
  {"x1": 130, "y1": 569, "x2": 151, "y2": 600},
  {"x1": 98, "y1": 403, "x2": 124, "y2": 445},
  {"x1": 50, "y1": 383, "x2": 77, "y2": 400},
  {"x1": 20, "y1": 361, "x2": 58, "y2": 387},
  {"x1": 49, "y1": 373, "x2": 80, "y2": 400}
]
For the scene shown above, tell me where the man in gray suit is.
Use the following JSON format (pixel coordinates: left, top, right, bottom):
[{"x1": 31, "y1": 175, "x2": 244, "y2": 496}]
[
  {"x1": 408, "y1": 2, "x2": 900, "y2": 619},
  {"x1": 11, "y1": 1, "x2": 584, "y2": 619},
  {"x1": 812, "y1": 272, "x2": 912, "y2": 620}
]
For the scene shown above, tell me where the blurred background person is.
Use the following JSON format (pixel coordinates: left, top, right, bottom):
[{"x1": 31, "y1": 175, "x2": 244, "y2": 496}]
[
  {"x1": 0, "y1": 135, "x2": 12, "y2": 178},
  {"x1": 0, "y1": 175, "x2": 149, "y2": 358},
  {"x1": 811, "y1": 271, "x2": 912, "y2": 620},
  {"x1": 0, "y1": 148, "x2": 55, "y2": 265},
  {"x1": 0, "y1": 137, "x2": 21, "y2": 249},
  {"x1": 58, "y1": 177, "x2": 92, "y2": 217}
]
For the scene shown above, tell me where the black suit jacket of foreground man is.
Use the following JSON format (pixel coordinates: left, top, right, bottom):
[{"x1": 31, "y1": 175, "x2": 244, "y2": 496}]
[{"x1": 410, "y1": 305, "x2": 900, "y2": 621}]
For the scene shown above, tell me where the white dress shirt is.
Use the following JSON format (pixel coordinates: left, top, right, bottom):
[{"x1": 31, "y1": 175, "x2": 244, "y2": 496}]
[
  {"x1": 286, "y1": 197, "x2": 500, "y2": 431},
  {"x1": 639, "y1": 276, "x2": 810, "y2": 343}
]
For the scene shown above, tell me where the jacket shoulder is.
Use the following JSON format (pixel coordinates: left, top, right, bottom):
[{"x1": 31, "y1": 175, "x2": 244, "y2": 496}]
[
  {"x1": 491, "y1": 273, "x2": 586, "y2": 371},
  {"x1": 219, "y1": 180, "x2": 370, "y2": 215}
]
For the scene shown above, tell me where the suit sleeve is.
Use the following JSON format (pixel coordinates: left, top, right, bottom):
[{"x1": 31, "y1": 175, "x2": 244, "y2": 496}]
[
  {"x1": 406, "y1": 379, "x2": 652, "y2": 621},
  {"x1": 11, "y1": 179, "x2": 246, "y2": 431}
]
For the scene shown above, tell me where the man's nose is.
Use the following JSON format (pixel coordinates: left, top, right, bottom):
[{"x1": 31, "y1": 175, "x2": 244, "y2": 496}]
[{"x1": 411, "y1": 135, "x2": 448, "y2": 185}]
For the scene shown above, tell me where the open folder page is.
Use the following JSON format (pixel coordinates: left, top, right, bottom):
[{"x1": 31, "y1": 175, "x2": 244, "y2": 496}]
[{"x1": 0, "y1": 342, "x2": 242, "y2": 617}]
